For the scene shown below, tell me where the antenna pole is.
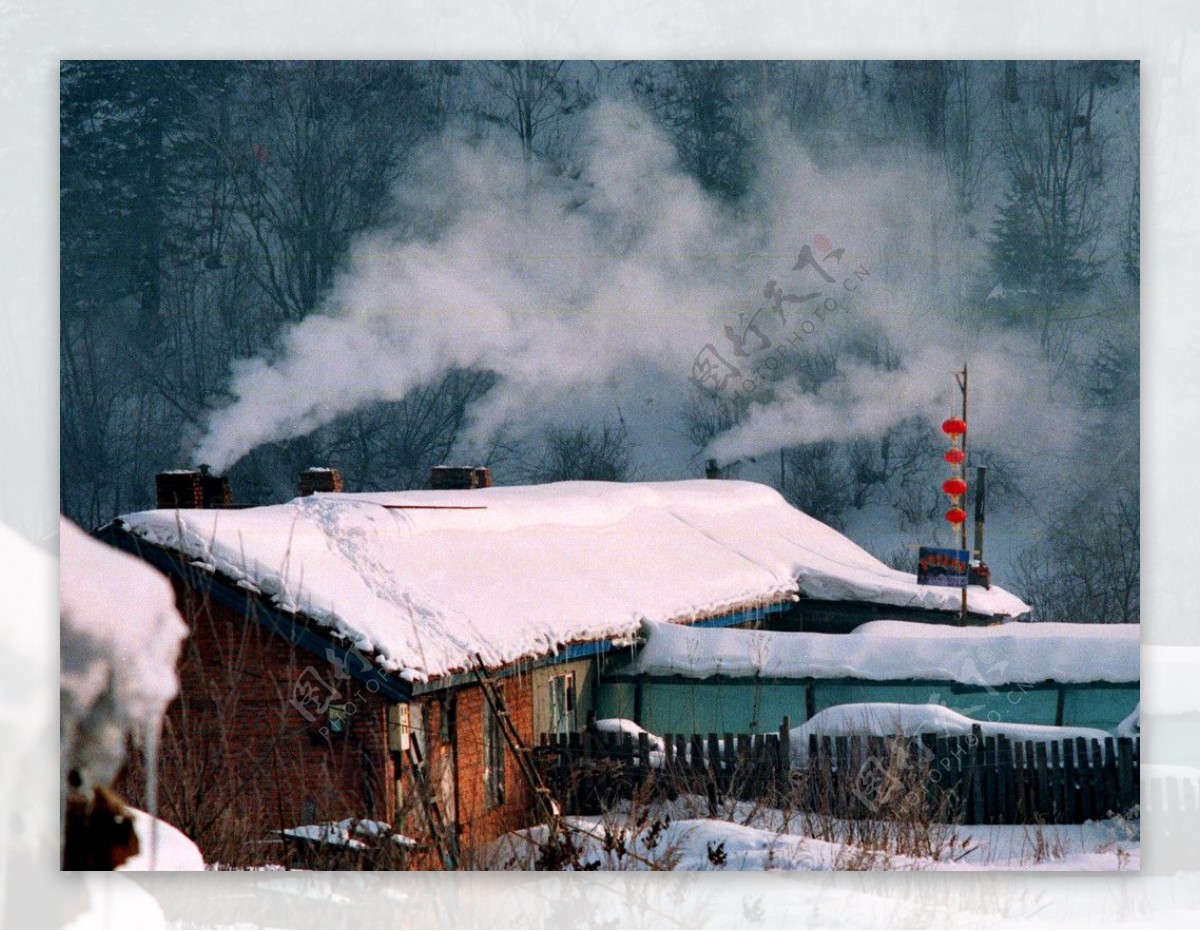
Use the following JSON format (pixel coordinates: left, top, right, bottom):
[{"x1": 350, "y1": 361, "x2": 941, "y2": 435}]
[{"x1": 955, "y1": 364, "x2": 968, "y2": 624}]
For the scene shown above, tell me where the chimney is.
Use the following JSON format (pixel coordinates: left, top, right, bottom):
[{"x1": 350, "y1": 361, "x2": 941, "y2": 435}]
[
  {"x1": 430, "y1": 465, "x2": 491, "y2": 490},
  {"x1": 156, "y1": 470, "x2": 203, "y2": 509},
  {"x1": 299, "y1": 467, "x2": 343, "y2": 496},
  {"x1": 705, "y1": 459, "x2": 722, "y2": 480},
  {"x1": 155, "y1": 465, "x2": 232, "y2": 509}
]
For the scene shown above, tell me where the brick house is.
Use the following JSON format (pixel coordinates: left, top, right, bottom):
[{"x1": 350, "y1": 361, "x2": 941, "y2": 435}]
[{"x1": 97, "y1": 467, "x2": 1030, "y2": 867}]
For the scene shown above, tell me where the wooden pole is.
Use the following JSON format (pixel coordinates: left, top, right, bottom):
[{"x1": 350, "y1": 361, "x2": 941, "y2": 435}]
[{"x1": 956, "y1": 364, "x2": 968, "y2": 625}]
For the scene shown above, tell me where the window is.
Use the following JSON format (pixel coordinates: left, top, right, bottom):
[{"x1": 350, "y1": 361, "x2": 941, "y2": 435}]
[
  {"x1": 483, "y1": 692, "x2": 506, "y2": 808},
  {"x1": 548, "y1": 672, "x2": 576, "y2": 737},
  {"x1": 327, "y1": 703, "x2": 349, "y2": 735}
]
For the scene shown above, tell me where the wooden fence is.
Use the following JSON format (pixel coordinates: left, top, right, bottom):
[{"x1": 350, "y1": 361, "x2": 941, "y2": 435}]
[{"x1": 535, "y1": 721, "x2": 1141, "y2": 825}]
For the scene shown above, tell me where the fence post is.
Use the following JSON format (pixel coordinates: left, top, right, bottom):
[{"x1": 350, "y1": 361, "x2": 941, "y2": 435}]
[
  {"x1": 1062, "y1": 739, "x2": 1077, "y2": 822},
  {"x1": 1101, "y1": 737, "x2": 1118, "y2": 815},
  {"x1": 969, "y1": 726, "x2": 986, "y2": 825},
  {"x1": 779, "y1": 716, "x2": 791, "y2": 778}
]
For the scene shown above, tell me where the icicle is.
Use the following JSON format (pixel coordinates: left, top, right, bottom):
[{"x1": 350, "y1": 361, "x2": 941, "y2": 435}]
[{"x1": 142, "y1": 719, "x2": 161, "y2": 871}]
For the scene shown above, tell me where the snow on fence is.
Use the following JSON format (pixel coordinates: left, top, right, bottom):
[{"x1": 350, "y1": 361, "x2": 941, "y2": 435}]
[
  {"x1": 536, "y1": 721, "x2": 1141, "y2": 826},
  {"x1": 535, "y1": 723, "x2": 792, "y2": 815}
]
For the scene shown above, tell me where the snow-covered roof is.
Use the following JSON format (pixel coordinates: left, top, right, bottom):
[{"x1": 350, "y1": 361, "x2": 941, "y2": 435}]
[
  {"x1": 114, "y1": 480, "x2": 1029, "y2": 683},
  {"x1": 625, "y1": 618, "x2": 1138, "y2": 685},
  {"x1": 60, "y1": 517, "x2": 189, "y2": 790}
]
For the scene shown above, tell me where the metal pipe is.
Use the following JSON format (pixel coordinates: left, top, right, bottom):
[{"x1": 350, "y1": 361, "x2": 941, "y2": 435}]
[{"x1": 973, "y1": 465, "x2": 987, "y2": 562}]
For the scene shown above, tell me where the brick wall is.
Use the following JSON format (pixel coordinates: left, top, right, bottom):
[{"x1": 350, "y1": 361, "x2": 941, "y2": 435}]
[
  {"x1": 153, "y1": 579, "x2": 397, "y2": 864},
  {"x1": 134, "y1": 569, "x2": 550, "y2": 867}
]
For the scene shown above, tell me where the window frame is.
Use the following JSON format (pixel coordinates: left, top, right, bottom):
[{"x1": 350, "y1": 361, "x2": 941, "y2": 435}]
[{"x1": 482, "y1": 689, "x2": 506, "y2": 809}]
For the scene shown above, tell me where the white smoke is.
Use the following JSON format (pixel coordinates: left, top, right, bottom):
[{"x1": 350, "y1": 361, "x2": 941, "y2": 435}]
[
  {"x1": 193, "y1": 98, "x2": 1088, "y2": 489},
  {"x1": 195, "y1": 102, "x2": 758, "y2": 470},
  {"x1": 704, "y1": 337, "x2": 1083, "y2": 467}
]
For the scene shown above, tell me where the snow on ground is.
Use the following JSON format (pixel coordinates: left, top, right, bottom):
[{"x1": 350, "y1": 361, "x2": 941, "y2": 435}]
[
  {"x1": 627, "y1": 617, "x2": 1138, "y2": 684},
  {"x1": 114, "y1": 480, "x2": 1029, "y2": 682},
  {"x1": 488, "y1": 795, "x2": 1138, "y2": 872},
  {"x1": 59, "y1": 516, "x2": 189, "y2": 791},
  {"x1": 117, "y1": 808, "x2": 205, "y2": 871},
  {"x1": 788, "y1": 703, "x2": 1115, "y2": 765},
  {"x1": 279, "y1": 818, "x2": 418, "y2": 850}
]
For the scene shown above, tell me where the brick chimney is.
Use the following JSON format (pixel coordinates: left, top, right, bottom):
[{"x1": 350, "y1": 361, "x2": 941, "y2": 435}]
[
  {"x1": 299, "y1": 467, "x2": 343, "y2": 496},
  {"x1": 705, "y1": 459, "x2": 722, "y2": 480},
  {"x1": 156, "y1": 470, "x2": 202, "y2": 509},
  {"x1": 430, "y1": 465, "x2": 491, "y2": 490},
  {"x1": 155, "y1": 466, "x2": 232, "y2": 509}
]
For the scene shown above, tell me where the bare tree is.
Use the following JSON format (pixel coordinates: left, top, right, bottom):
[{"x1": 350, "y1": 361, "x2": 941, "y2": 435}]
[
  {"x1": 473, "y1": 61, "x2": 593, "y2": 171},
  {"x1": 942, "y1": 62, "x2": 991, "y2": 215},
  {"x1": 631, "y1": 61, "x2": 755, "y2": 198},
  {"x1": 1013, "y1": 490, "x2": 1139, "y2": 623},
  {"x1": 991, "y1": 62, "x2": 1111, "y2": 350},
  {"x1": 223, "y1": 61, "x2": 430, "y2": 323},
  {"x1": 522, "y1": 419, "x2": 634, "y2": 484}
]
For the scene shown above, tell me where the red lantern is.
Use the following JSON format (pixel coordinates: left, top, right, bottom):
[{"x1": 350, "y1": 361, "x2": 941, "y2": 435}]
[
  {"x1": 941, "y1": 417, "x2": 967, "y2": 436},
  {"x1": 942, "y1": 478, "x2": 968, "y2": 497},
  {"x1": 945, "y1": 506, "x2": 967, "y2": 524},
  {"x1": 944, "y1": 449, "x2": 965, "y2": 465}
]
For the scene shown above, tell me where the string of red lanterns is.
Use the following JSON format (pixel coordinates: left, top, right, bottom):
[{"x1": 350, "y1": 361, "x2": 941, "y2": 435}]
[{"x1": 941, "y1": 417, "x2": 967, "y2": 525}]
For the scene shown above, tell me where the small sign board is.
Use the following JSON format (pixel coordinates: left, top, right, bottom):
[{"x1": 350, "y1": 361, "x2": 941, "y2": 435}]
[{"x1": 917, "y1": 547, "x2": 970, "y2": 588}]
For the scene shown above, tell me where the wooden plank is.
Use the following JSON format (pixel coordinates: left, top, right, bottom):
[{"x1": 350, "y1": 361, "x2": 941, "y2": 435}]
[
  {"x1": 779, "y1": 716, "x2": 791, "y2": 777},
  {"x1": 1050, "y1": 740, "x2": 1065, "y2": 822},
  {"x1": 1034, "y1": 741, "x2": 1051, "y2": 821},
  {"x1": 752, "y1": 733, "x2": 767, "y2": 795},
  {"x1": 707, "y1": 733, "x2": 721, "y2": 777},
  {"x1": 970, "y1": 729, "x2": 986, "y2": 825},
  {"x1": 738, "y1": 733, "x2": 752, "y2": 768},
  {"x1": 1077, "y1": 737, "x2": 1094, "y2": 821},
  {"x1": 765, "y1": 733, "x2": 781, "y2": 793},
  {"x1": 621, "y1": 731, "x2": 635, "y2": 770},
  {"x1": 1100, "y1": 737, "x2": 1116, "y2": 817},
  {"x1": 1062, "y1": 739, "x2": 1077, "y2": 822},
  {"x1": 663, "y1": 733, "x2": 674, "y2": 770},
  {"x1": 637, "y1": 732, "x2": 650, "y2": 772},
  {"x1": 933, "y1": 736, "x2": 952, "y2": 816},
  {"x1": 850, "y1": 736, "x2": 866, "y2": 817},
  {"x1": 692, "y1": 733, "x2": 706, "y2": 774},
  {"x1": 1012, "y1": 740, "x2": 1026, "y2": 822},
  {"x1": 834, "y1": 735, "x2": 850, "y2": 777},
  {"x1": 996, "y1": 736, "x2": 1012, "y2": 824},
  {"x1": 984, "y1": 736, "x2": 998, "y2": 824},
  {"x1": 723, "y1": 732, "x2": 736, "y2": 781}
]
